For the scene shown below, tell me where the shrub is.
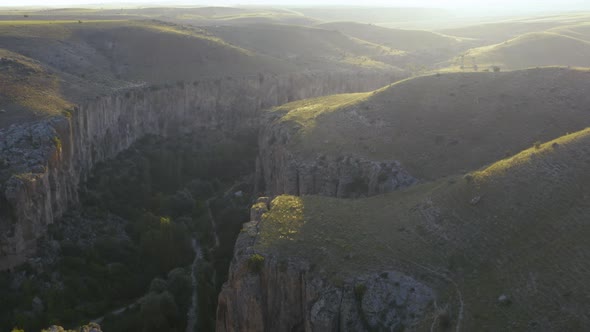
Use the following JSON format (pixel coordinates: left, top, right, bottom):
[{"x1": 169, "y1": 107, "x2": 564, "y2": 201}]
[
  {"x1": 534, "y1": 141, "x2": 542, "y2": 149},
  {"x1": 52, "y1": 136, "x2": 62, "y2": 150},
  {"x1": 247, "y1": 254, "x2": 265, "y2": 273}
]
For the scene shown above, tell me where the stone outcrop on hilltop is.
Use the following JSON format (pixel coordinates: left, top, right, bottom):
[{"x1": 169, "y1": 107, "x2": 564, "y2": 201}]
[
  {"x1": 216, "y1": 199, "x2": 435, "y2": 332},
  {"x1": 0, "y1": 70, "x2": 398, "y2": 270}
]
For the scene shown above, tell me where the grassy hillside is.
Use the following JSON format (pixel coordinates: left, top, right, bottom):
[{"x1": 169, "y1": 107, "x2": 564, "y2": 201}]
[
  {"x1": 440, "y1": 21, "x2": 565, "y2": 44},
  {"x1": 549, "y1": 22, "x2": 590, "y2": 41},
  {"x1": 0, "y1": 19, "x2": 302, "y2": 127},
  {"x1": 206, "y1": 24, "x2": 405, "y2": 71},
  {"x1": 0, "y1": 49, "x2": 73, "y2": 126},
  {"x1": 292, "y1": 7, "x2": 452, "y2": 26},
  {"x1": 268, "y1": 68, "x2": 590, "y2": 180},
  {"x1": 0, "y1": 7, "x2": 318, "y2": 26},
  {"x1": 0, "y1": 20, "x2": 297, "y2": 86},
  {"x1": 257, "y1": 127, "x2": 590, "y2": 330},
  {"x1": 457, "y1": 31, "x2": 590, "y2": 70},
  {"x1": 318, "y1": 21, "x2": 461, "y2": 52}
]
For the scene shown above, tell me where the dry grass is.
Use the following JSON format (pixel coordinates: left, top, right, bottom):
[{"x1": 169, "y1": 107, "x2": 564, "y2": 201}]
[
  {"x1": 318, "y1": 21, "x2": 462, "y2": 52},
  {"x1": 458, "y1": 31, "x2": 590, "y2": 70},
  {"x1": 205, "y1": 24, "x2": 405, "y2": 72},
  {"x1": 255, "y1": 127, "x2": 590, "y2": 330},
  {"x1": 0, "y1": 49, "x2": 72, "y2": 126},
  {"x1": 268, "y1": 68, "x2": 590, "y2": 180}
]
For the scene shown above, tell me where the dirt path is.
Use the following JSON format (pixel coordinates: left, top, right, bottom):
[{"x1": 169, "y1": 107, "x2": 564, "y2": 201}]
[{"x1": 186, "y1": 238, "x2": 203, "y2": 332}]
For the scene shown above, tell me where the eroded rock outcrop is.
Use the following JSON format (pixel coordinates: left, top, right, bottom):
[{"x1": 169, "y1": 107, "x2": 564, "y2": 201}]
[
  {"x1": 0, "y1": 70, "x2": 398, "y2": 270},
  {"x1": 255, "y1": 114, "x2": 417, "y2": 198},
  {"x1": 217, "y1": 201, "x2": 435, "y2": 332}
]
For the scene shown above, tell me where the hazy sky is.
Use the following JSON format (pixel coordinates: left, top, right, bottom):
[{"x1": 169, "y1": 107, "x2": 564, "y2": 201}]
[{"x1": 2, "y1": 0, "x2": 589, "y2": 10}]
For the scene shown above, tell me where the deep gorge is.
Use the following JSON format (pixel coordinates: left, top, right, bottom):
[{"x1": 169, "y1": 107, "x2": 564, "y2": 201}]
[{"x1": 0, "y1": 70, "x2": 400, "y2": 330}]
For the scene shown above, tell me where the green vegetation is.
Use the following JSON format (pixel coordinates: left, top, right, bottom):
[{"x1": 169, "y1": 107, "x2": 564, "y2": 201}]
[
  {"x1": 453, "y1": 29, "x2": 590, "y2": 71},
  {"x1": 253, "y1": 127, "x2": 590, "y2": 330},
  {"x1": 247, "y1": 254, "x2": 266, "y2": 274},
  {"x1": 268, "y1": 68, "x2": 590, "y2": 180},
  {"x1": 0, "y1": 131, "x2": 257, "y2": 331},
  {"x1": 257, "y1": 195, "x2": 305, "y2": 247},
  {"x1": 0, "y1": 49, "x2": 73, "y2": 126},
  {"x1": 317, "y1": 21, "x2": 462, "y2": 52},
  {"x1": 52, "y1": 136, "x2": 62, "y2": 150},
  {"x1": 206, "y1": 24, "x2": 405, "y2": 72},
  {"x1": 273, "y1": 92, "x2": 371, "y2": 131}
]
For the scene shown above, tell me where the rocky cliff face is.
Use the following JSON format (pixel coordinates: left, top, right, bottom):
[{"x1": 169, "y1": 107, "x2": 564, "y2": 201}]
[
  {"x1": 0, "y1": 70, "x2": 398, "y2": 270},
  {"x1": 217, "y1": 200, "x2": 435, "y2": 332},
  {"x1": 255, "y1": 115, "x2": 417, "y2": 198}
]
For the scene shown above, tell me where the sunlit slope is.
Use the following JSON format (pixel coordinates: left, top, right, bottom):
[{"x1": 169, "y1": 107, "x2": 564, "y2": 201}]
[
  {"x1": 0, "y1": 20, "x2": 299, "y2": 128},
  {"x1": 0, "y1": 7, "x2": 318, "y2": 26},
  {"x1": 0, "y1": 20, "x2": 296, "y2": 86},
  {"x1": 440, "y1": 12, "x2": 590, "y2": 43},
  {"x1": 318, "y1": 21, "x2": 461, "y2": 52},
  {"x1": 206, "y1": 24, "x2": 405, "y2": 71},
  {"x1": 0, "y1": 49, "x2": 73, "y2": 126},
  {"x1": 461, "y1": 31, "x2": 590, "y2": 70},
  {"x1": 549, "y1": 22, "x2": 590, "y2": 42},
  {"x1": 267, "y1": 68, "x2": 590, "y2": 180},
  {"x1": 440, "y1": 21, "x2": 565, "y2": 44},
  {"x1": 258, "y1": 128, "x2": 590, "y2": 330}
]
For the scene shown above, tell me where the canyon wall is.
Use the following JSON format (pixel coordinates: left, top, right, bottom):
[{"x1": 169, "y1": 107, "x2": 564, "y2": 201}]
[
  {"x1": 216, "y1": 201, "x2": 435, "y2": 332},
  {"x1": 255, "y1": 114, "x2": 417, "y2": 198},
  {"x1": 0, "y1": 70, "x2": 399, "y2": 270}
]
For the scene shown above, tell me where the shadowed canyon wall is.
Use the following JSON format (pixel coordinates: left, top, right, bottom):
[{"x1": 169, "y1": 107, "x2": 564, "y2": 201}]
[{"x1": 0, "y1": 70, "x2": 399, "y2": 270}]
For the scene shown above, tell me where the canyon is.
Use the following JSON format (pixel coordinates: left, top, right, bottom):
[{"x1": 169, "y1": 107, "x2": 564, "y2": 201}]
[{"x1": 0, "y1": 70, "x2": 398, "y2": 270}]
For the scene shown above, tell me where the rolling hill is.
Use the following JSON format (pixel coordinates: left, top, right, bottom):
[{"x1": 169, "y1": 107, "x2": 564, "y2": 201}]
[
  {"x1": 318, "y1": 21, "x2": 461, "y2": 52},
  {"x1": 0, "y1": 19, "x2": 405, "y2": 128},
  {"x1": 206, "y1": 24, "x2": 406, "y2": 71},
  {"x1": 256, "y1": 126, "x2": 590, "y2": 330},
  {"x1": 459, "y1": 31, "x2": 590, "y2": 70},
  {"x1": 265, "y1": 68, "x2": 590, "y2": 180}
]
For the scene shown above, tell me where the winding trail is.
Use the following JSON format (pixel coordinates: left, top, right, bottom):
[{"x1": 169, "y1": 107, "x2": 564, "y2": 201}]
[
  {"x1": 186, "y1": 238, "x2": 203, "y2": 332},
  {"x1": 205, "y1": 199, "x2": 220, "y2": 251},
  {"x1": 91, "y1": 299, "x2": 140, "y2": 324}
]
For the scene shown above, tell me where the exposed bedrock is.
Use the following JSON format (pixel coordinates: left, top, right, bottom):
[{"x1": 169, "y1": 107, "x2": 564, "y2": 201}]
[
  {"x1": 255, "y1": 117, "x2": 417, "y2": 198},
  {"x1": 0, "y1": 70, "x2": 399, "y2": 269},
  {"x1": 216, "y1": 204, "x2": 434, "y2": 332}
]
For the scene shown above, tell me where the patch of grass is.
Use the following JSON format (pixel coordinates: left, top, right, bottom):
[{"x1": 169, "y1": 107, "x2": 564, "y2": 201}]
[
  {"x1": 250, "y1": 127, "x2": 590, "y2": 330},
  {"x1": 271, "y1": 92, "x2": 371, "y2": 131},
  {"x1": 257, "y1": 195, "x2": 305, "y2": 248},
  {"x1": 0, "y1": 49, "x2": 73, "y2": 126},
  {"x1": 52, "y1": 136, "x2": 62, "y2": 150},
  {"x1": 455, "y1": 30, "x2": 590, "y2": 70},
  {"x1": 267, "y1": 68, "x2": 590, "y2": 180},
  {"x1": 247, "y1": 254, "x2": 265, "y2": 273}
]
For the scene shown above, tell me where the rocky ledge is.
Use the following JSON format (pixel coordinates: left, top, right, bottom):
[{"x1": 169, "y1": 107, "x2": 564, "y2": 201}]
[
  {"x1": 216, "y1": 198, "x2": 435, "y2": 332},
  {"x1": 255, "y1": 115, "x2": 417, "y2": 198}
]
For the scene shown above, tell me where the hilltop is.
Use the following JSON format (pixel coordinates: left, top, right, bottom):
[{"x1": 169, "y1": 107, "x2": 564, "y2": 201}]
[
  {"x1": 0, "y1": 7, "x2": 318, "y2": 26},
  {"x1": 206, "y1": 24, "x2": 406, "y2": 71},
  {"x1": 251, "y1": 126, "x2": 590, "y2": 330},
  {"x1": 318, "y1": 21, "x2": 461, "y2": 52},
  {"x1": 264, "y1": 68, "x2": 590, "y2": 181},
  {"x1": 0, "y1": 19, "x2": 403, "y2": 128},
  {"x1": 458, "y1": 30, "x2": 590, "y2": 70}
]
